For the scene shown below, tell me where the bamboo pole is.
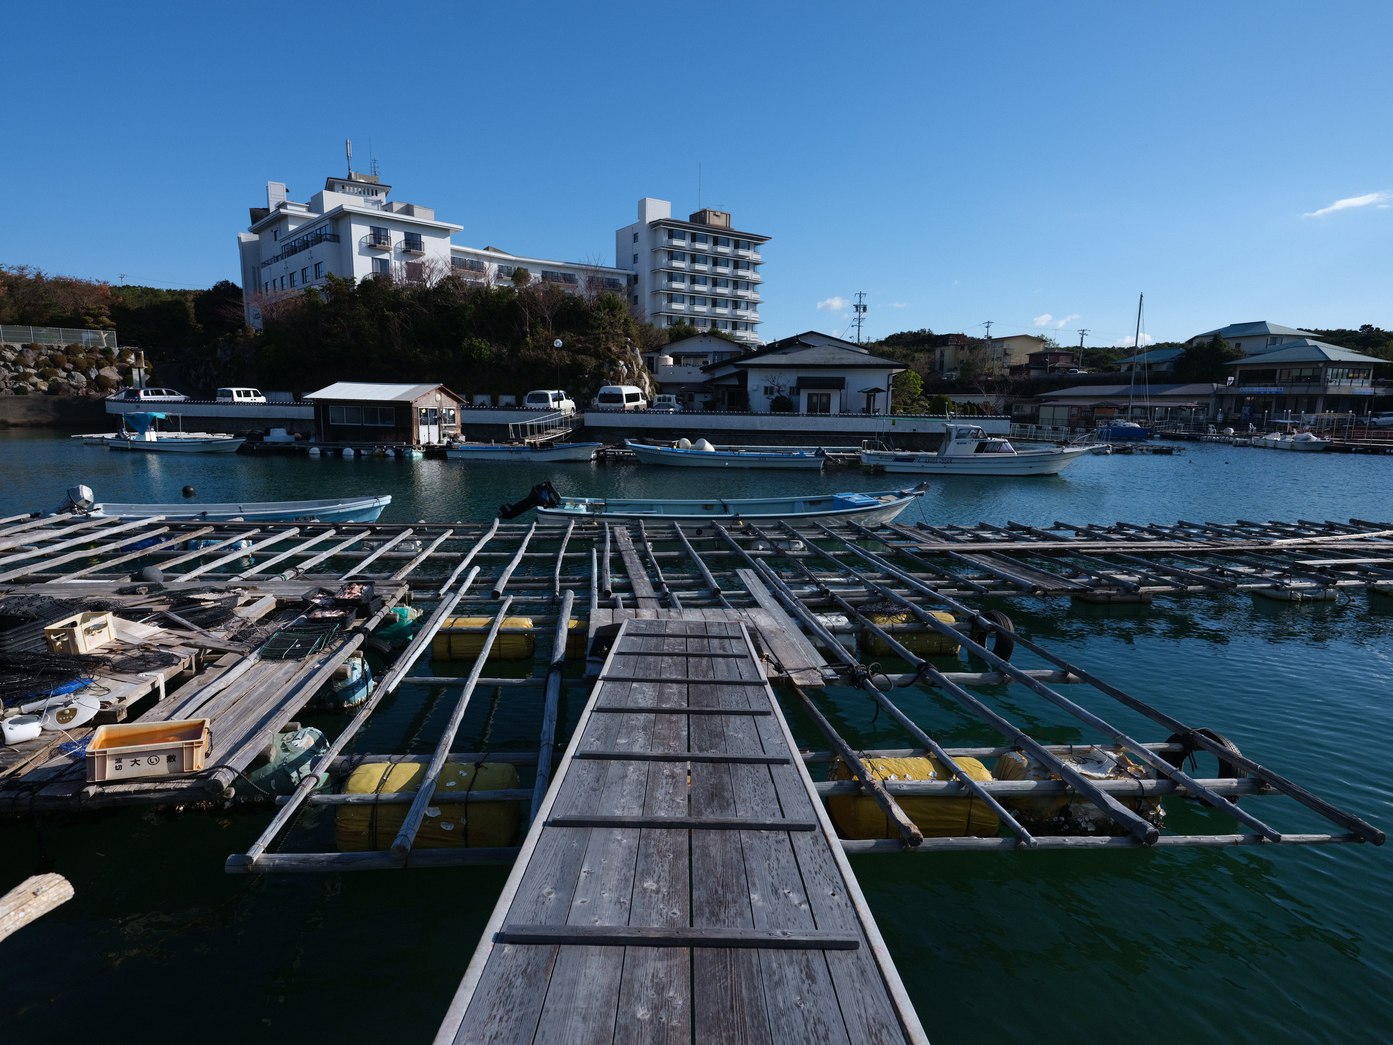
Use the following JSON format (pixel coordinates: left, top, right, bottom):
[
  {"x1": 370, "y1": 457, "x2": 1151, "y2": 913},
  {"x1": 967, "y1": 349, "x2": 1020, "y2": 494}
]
[
  {"x1": 0, "y1": 873, "x2": 73, "y2": 941},
  {"x1": 531, "y1": 588, "x2": 575, "y2": 823},
  {"x1": 492, "y1": 523, "x2": 535, "y2": 598},
  {"x1": 389, "y1": 595, "x2": 515, "y2": 857}
]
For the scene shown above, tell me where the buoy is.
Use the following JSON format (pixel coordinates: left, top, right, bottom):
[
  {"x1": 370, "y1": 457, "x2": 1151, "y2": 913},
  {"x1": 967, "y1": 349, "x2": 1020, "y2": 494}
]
[
  {"x1": 182, "y1": 485, "x2": 196, "y2": 498},
  {"x1": 827, "y1": 756, "x2": 999, "y2": 839},
  {"x1": 693, "y1": 438, "x2": 715, "y2": 452},
  {"x1": 308, "y1": 447, "x2": 321, "y2": 457},
  {"x1": 676, "y1": 437, "x2": 692, "y2": 449},
  {"x1": 343, "y1": 447, "x2": 356, "y2": 458},
  {"x1": 860, "y1": 610, "x2": 960, "y2": 656},
  {"x1": 137, "y1": 566, "x2": 163, "y2": 583}
]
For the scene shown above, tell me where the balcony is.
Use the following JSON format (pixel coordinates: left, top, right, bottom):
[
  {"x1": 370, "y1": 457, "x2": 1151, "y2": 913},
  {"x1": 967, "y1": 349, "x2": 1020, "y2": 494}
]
[
  {"x1": 365, "y1": 232, "x2": 392, "y2": 251},
  {"x1": 402, "y1": 238, "x2": 425, "y2": 255}
]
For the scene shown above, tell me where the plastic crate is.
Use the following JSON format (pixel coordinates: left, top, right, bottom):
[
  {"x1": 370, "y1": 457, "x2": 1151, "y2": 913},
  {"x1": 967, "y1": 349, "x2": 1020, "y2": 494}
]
[
  {"x1": 44, "y1": 612, "x2": 115, "y2": 655},
  {"x1": 86, "y1": 719, "x2": 211, "y2": 782}
]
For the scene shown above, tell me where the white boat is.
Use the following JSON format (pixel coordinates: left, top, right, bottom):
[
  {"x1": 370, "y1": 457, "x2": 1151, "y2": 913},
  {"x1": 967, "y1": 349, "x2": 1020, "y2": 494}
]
[
  {"x1": 860, "y1": 424, "x2": 1093, "y2": 476},
  {"x1": 625, "y1": 438, "x2": 826, "y2": 470},
  {"x1": 88, "y1": 411, "x2": 245, "y2": 454},
  {"x1": 59, "y1": 485, "x2": 391, "y2": 523},
  {"x1": 499, "y1": 480, "x2": 927, "y2": 524},
  {"x1": 1252, "y1": 430, "x2": 1330, "y2": 452},
  {"x1": 445, "y1": 440, "x2": 602, "y2": 463}
]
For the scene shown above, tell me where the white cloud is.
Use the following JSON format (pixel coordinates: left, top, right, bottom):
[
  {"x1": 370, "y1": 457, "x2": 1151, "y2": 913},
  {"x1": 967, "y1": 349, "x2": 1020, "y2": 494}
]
[
  {"x1": 817, "y1": 296, "x2": 849, "y2": 311},
  {"x1": 884, "y1": 302, "x2": 908, "y2": 309},
  {"x1": 1303, "y1": 191, "x2": 1392, "y2": 218},
  {"x1": 1119, "y1": 333, "x2": 1155, "y2": 348},
  {"x1": 1034, "y1": 312, "x2": 1081, "y2": 330}
]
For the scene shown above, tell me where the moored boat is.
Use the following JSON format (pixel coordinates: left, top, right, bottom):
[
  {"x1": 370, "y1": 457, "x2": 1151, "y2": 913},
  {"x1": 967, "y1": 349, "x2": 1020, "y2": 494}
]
[
  {"x1": 499, "y1": 480, "x2": 926, "y2": 524},
  {"x1": 58, "y1": 485, "x2": 391, "y2": 523},
  {"x1": 860, "y1": 423, "x2": 1093, "y2": 476},
  {"x1": 84, "y1": 412, "x2": 245, "y2": 454},
  {"x1": 625, "y1": 438, "x2": 826, "y2": 470},
  {"x1": 1252, "y1": 430, "x2": 1330, "y2": 452},
  {"x1": 445, "y1": 440, "x2": 601, "y2": 463}
]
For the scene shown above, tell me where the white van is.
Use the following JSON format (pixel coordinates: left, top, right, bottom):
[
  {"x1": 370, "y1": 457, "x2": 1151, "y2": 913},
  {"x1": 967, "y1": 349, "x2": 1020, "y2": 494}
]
[
  {"x1": 592, "y1": 385, "x2": 648, "y2": 411},
  {"x1": 216, "y1": 387, "x2": 267, "y2": 404},
  {"x1": 651, "y1": 394, "x2": 682, "y2": 413},
  {"x1": 523, "y1": 389, "x2": 576, "y2": 416}
]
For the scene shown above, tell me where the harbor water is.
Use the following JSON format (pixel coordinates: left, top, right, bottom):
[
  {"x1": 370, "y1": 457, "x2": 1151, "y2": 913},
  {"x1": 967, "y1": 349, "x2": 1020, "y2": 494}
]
[{"x1": 2, "y1": 431, "x2": 1390, "y2": 1043}]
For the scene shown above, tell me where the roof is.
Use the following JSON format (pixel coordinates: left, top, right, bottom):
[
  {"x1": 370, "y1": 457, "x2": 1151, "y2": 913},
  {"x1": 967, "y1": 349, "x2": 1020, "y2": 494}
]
[
  {"x1": 708, "y1": 333, "x2": 902, "y2": 372},
  {"x1": 305, "y1": 382, "x2": 458, "y2": 402},
  {"x1": 1188, "y1": 321, "x2": 1316, "y2": 342},
  {"x1": 1116, "y1": 346, "x2": 1185, "y2": 366},
  {"x1": 1225, "y1": 340, "x2": 1387, "y2": 366},
  {"x1": 1039, "y1": 382, "x2": 1220, "y2": 402}
]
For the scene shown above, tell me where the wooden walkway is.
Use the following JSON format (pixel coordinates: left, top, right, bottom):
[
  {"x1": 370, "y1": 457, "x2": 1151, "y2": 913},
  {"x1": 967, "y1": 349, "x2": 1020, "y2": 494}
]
[{"x1": 435, "y1": 616, "x2": 925, "y2": 1044}]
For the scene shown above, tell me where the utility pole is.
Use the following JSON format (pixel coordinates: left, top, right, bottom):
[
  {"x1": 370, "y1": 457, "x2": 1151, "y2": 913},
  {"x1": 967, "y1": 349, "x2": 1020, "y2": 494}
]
[
  {"x1": 1077, "y1": 328, "x2": 1088, "y2": 349},
  {"x1": 852, "y1": 292, "x2": 867, "y2": 344}
]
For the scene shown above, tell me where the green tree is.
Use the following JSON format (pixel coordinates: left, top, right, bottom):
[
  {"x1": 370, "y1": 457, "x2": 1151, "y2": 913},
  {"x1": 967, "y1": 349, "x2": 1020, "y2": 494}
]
[
  {"x1": 892, "y1": 368, "x2": 926, "y2": 413},
  {"x1": 1172, "y1": 336, "x2": 1242, "y2": 383}
]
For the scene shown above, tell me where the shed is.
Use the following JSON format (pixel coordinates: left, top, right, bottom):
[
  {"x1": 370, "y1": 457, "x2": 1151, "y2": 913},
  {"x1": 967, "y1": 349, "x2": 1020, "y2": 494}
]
[{"x1": 304, "y1": 382, "x2": 463, "y2": 447}]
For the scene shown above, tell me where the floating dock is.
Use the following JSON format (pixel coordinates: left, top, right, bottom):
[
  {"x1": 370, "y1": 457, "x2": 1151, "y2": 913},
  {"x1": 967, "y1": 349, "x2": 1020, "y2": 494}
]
[
  {"x1": 1, "y1": 506, "x2": 1387, "y2": 1041},
  {"x1": 434, "y1": 616, "x2": 924, "y2": 1044}
]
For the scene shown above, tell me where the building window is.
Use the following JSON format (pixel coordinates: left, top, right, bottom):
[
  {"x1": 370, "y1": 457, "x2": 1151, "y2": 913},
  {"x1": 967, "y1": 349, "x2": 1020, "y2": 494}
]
[
  {"x1": 632, "y1": 232, "x2": 638, "y2": 243},
  {"x1": 403, "y1": 232, "x2": 424, "y2": 253},
  {"x1": 289, "y1": 272, "x2": 297, "y2": 287},
  {"x1": 314, "y1": 262, "x2": 324, "y2": 278},
  {"x1": 372, "y1": 258, "x2": 390, "y2": 275},
  {"x1": 369, "y1": 226, "x2": 390, "y2": 249},
  {"x1": 807, "y1": 392, "x2": 832, "y2": 415},
  {"x1": 633, "y1": 254, "x2": 638, "y2": 264}
]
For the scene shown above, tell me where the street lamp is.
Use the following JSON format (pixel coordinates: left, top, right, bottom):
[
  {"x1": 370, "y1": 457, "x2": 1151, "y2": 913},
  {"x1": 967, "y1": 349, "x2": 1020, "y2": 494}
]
[{"x1": 553, "y1": 339, "x2": 562, "y2": 388}]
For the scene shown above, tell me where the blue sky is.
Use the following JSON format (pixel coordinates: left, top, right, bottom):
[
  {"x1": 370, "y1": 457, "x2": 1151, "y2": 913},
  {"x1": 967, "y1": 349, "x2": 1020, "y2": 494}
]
[{"x1": 6, "y1": 2, "x2": 1390, "y2": 348}]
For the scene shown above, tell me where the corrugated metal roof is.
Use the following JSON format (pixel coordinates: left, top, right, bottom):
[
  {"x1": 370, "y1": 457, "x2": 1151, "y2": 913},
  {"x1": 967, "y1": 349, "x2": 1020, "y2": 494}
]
[
  {"x1": 305, "y1": 382, "x2": 449, "y2": 401},
  {"x1": 1225, "y1": 340, "x2": 1386, "y2": 365}
]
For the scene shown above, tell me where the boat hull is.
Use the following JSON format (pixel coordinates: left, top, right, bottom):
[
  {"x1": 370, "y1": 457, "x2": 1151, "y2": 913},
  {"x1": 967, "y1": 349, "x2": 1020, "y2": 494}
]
[
  {"x1": 534, "y1": 485, "x2": 926, "y2": 525},
  {"x1": 626, "y1": 440, "x2": 824, "y2": 470},
  {"x1": 445, "y1": 442, "x2": 600, "y2": 463},
  {"x1": 87, "y1": 495, "x2": 392, "y2": 523},
  {"x1": 107, "y1": 436, "x2": 245, "y2": 453},
  {"x1": 1253, "y1": 435, "x2": 1329, "y2": 452},
  {"x1": 860, "y1": 446, "x2": 1090, "y2": 476}
]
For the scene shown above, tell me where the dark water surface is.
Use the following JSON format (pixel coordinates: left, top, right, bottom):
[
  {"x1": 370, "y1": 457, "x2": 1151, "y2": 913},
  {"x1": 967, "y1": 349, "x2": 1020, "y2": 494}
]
[{"x1": 1, "y1": 432, "x2": 1390, "y2": 1043}]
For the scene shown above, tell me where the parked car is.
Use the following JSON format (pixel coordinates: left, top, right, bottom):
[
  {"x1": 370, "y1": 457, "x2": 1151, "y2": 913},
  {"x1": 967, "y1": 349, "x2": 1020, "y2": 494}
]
[
  {"x1": 651, "y1": 394, "x2": 682, "y2": 413},
  {"x1": 523, "y1": 389, "x2": 576, "y2": 416},
  {"x1": 113, "y1": 387, "x2": 188, "y2": 403},
  {"x1": 1370, "y1": 413, "x2": 1393, "y2": 428},
  {"x1": 591, "y1": 385, "x2": 648, "y2": 411},
  {"x1": 216, "y1": 387, "x2": 267, "y2": 404}
]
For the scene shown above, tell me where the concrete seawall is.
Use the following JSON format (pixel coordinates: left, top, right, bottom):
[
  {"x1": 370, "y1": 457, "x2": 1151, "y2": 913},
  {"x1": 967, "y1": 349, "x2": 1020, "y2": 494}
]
[{"x1": 0, "y1": 396, "x2": 107, "y2": 429}]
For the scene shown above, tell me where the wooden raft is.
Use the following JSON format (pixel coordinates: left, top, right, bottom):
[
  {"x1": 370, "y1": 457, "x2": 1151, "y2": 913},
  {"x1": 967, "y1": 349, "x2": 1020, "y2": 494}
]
[{"x1": 434, "y1": 616, "x2": 925, "y2": 1044}]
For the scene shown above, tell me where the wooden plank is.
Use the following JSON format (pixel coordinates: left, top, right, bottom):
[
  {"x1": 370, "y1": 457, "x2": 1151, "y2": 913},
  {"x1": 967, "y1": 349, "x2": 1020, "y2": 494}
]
[
  {"x1": 571, "y1": 751, "x2": 791, "y2": 764},
  {"x1": 547, "y1": 815, "x2": 817, "y2": 831},
  {"x1": 496, "y1": 925, "x2": 861, "y2": 949}
]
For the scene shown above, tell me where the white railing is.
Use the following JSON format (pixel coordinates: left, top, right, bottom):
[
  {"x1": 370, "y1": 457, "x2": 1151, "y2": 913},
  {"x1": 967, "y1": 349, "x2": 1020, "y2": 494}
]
[{"x1": 0, "y1": 325, "x2": 118, "y2": 349}]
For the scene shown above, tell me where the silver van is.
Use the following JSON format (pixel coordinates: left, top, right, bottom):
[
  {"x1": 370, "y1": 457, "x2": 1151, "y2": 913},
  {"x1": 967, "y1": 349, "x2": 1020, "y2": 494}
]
[
  {"x1": 114, "y1": 387, "x2": 187, "y2": 403},
  {"x1": 592, "y1": 385, "x2": 648, "y2": 411},
  {"x1": 216, "y1": 387, "x2": 267, "y2": 404}
]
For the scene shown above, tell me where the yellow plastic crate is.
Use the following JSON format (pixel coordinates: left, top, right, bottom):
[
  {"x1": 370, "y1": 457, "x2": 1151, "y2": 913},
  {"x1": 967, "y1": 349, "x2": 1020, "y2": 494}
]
[{"x1": 86, "y1": 719, "x2": 211, "y2": 782}]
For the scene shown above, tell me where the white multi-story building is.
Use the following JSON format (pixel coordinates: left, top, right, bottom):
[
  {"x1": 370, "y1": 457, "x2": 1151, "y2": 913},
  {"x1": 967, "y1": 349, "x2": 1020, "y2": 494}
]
[
  {"x1": 238, "y1": 171, "x2": 461, "y2": 327},
  {"x1": 238, "y1": 170, "x2": 630, "y2": 328},
  {"x1": 615, "y1": 198, "x2": 768, "y2": 346}
]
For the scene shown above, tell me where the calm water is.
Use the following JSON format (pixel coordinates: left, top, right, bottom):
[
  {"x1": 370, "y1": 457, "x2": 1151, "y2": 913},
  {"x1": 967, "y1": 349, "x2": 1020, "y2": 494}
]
[{"x1": 2, "y1": 432, "x2": 1391, "y2": 1043}]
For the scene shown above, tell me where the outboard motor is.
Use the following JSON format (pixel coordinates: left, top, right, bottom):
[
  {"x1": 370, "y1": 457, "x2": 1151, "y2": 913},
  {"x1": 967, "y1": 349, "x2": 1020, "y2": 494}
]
[
  {"x1": 499, "y1": 481, "x2": 561, "y2": 520},
  {"x1": 63, "y1": 484, "x2": 97, "y2": 514}
]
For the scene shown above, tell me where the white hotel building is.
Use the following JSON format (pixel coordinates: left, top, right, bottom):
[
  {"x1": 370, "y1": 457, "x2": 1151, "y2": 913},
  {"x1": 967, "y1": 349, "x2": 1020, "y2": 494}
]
[
  {"x1": 615, "y1": 198, "x2": 768, "y2": 347},
  {"x1": 238, "y1": 170, "x2": 634, "y2": 329}
]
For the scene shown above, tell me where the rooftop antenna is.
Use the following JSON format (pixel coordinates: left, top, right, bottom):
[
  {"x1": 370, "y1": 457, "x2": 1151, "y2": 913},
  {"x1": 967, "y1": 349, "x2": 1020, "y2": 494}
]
[
  {"x1": 852, "y1": 291, "x2": 868, "y2": 344},
  {"x1": 345, "y1": 137, "x2": 353, "y2": 176},
  {"x1": 698, "y1": 162, "x2": 702, "y2": 209},
  {"x1": 370, "y1": 137, "x2": 379, "y2": 179}
]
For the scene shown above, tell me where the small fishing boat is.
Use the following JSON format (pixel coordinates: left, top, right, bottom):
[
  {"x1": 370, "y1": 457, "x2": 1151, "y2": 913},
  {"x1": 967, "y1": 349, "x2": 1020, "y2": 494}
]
[
  {"x1": 59, "y1": 485, "x2": 391, "y2": 523},
  {"x1": 445, "y1": 440, "x2": 602, "y2": 463},
  {"x1": 1094, "y1": 419, "x2": 1152, "y2": 442},
  {"x1": 499, "y1": 480, "x2": 927, "y2": 524},
  {"x1": 860, "y1": 423, "x2": 1093, "y2": 476},
  {"x1": 86, "y1": 412, "x2": 245, "y2": 454},
  {"x1": 625, "y1": 438, "x2": 826, "y2": 470},
  {"x1": 1252, "y1": 429, "x2": 1330, "y2": 452}
]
